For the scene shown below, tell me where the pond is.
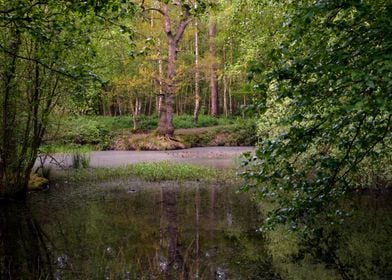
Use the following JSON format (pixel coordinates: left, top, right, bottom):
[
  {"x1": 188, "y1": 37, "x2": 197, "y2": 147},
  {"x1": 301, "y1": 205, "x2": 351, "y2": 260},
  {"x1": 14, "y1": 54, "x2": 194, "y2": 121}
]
[
  {"x1": 0, "y1": 178, "x2": 279, "y2": 279},
  {"x1": 1, "y1": 162, "x2": 392, "y2": 279}
]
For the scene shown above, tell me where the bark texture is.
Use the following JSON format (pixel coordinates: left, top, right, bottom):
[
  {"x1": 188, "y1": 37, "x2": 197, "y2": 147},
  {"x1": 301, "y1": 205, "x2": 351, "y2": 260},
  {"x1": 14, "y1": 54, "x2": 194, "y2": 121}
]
[
  {"x1": 193, "y1": 19, "x2": 201, "y2": 123},
  {"x1": 157, "y1": 2, "x2": 191, "y2": 137},
  {"x1": 209, "y1": 21, "x2": 219, "y2": 116}
]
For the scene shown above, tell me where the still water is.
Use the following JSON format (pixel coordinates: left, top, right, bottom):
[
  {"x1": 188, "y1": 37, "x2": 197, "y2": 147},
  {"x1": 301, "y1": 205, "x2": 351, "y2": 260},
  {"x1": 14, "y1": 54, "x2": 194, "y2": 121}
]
[{"x1": 0, "y1": 179, "x2": 279, "y2": 279}]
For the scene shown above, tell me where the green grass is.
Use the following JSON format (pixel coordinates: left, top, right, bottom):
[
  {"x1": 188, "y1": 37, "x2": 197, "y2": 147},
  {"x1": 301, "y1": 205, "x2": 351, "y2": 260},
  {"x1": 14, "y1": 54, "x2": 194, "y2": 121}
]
[
  {"x1": 40, "y1": 143, "x2": 97, "y2": 154},
  {"x1": 174, "y1": 114, "x2": 235, "y2": 128},
  {"x1": 135, "y1": 114, "x2": 235, "y2": 130},
  {"x1": 61, "y1": 162, "x2": 235, "y2": 183}
]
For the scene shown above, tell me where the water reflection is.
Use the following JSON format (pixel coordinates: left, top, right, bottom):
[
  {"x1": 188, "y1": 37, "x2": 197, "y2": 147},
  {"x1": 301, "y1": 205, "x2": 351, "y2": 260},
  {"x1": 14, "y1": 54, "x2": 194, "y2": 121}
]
[
  {"x1": 0, "y1": 181, "x2": 276, "y2": 279},
  {"x1": 160, "y1": 188, "x2": 188, "y2": 279},
  {"x1": 0, "y1": 202, "x2": 53, "y2": 279}
]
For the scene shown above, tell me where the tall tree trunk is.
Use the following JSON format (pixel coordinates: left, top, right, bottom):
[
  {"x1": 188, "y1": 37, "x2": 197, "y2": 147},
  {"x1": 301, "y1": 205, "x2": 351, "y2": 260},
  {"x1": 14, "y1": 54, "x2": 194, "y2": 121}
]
[
  {"x1": 223, "y1": 75, "x2": 228, "y2": 117},
  {"x1": 229, "y1": 42, "x2": 234, "y2": 115},
  {"x1": 129, "y1": 97, "x2": 137, "y2": 130},
  {"x1": 157, "y1": 2, "x2": 191, "y2": 137},
  {"x1": 193, "y1": 10, "x2": 201, "y2": 123},
  {"x1": 157, "y1": 38, "x2": 164, "y2": 116},
  {"x1": 158, "y1": 35, "x2": 176, "y2": 137},
  {"x1": 209, "y1": 21, "x2": 219, "y2": 116},
  {"x1": 229, "y1": 77, "x2": 233, "y2": 115},
  {"x1": 222, "y1": 47, "x2": 228, "y2": 117}
]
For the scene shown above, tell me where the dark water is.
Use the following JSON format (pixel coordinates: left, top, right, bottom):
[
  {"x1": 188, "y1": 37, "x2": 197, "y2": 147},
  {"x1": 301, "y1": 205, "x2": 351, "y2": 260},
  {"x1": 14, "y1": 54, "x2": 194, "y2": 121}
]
[{"x1": 0, "y1": 180, "x2": 278, "y2": 279}]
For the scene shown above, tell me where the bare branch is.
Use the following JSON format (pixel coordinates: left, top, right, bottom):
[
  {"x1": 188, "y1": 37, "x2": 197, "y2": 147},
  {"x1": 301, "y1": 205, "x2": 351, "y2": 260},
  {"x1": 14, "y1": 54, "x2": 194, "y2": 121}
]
[
  {"x1": 162, "y1": 3, "x2": 173, "y2": 37},
  {"x1": 139, "y1": 0, "x2": 164, "y2": 15},
  {"x1": 142, "y1": 7, "x2": 164, "y2": 15},
  {"x1": 174, "y1": 5, "x2": 192, "y2": 44},
  {"x1": 175, "y1": 18, "x2": 192, "y2": 44}
]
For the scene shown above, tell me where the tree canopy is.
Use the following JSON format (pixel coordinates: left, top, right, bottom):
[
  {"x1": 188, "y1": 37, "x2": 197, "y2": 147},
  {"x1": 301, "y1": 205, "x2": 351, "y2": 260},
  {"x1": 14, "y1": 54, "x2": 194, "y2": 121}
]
[{"x1": 241, "y1": 0, "x2": 392, "y2": 230}]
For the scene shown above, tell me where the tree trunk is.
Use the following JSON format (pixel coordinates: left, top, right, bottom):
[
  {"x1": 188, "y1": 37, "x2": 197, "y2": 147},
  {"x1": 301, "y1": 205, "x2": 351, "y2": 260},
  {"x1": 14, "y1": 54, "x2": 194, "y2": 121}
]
[
  {"x1": 223, "y1": 75, "x2": 228, "y2": 117},
  {"x1": 229, "y1": 41, "x2": 234, "y2": 115},
  {"x1": 157, "y1": 2, "x2": 191, "y2": 137},
  {"x1": 0, "y1": 30, "x2": 26, "y2": 198},
  {"x1": 157, "y1": 38, "x2": 163, "y2": 116},
  {"x1": 193, "y1": 12, "x2": 201, "y2": 123},
  {"x1": 222, "y1": 47, "x2": 228, "y2": 117},
  {"x1": 158, "y1": 35, "x2": 176, "y2": 137},
  {"x1": 209, "y1": 21, "x2": 219, "y2": 117}
]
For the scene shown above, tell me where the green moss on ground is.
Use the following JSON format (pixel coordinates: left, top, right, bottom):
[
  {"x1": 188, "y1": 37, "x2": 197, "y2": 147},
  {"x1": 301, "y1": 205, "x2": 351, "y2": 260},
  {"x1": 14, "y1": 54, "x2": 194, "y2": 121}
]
[{"x1": 28, "y1": 174, "x2": 49, "y2": 191}]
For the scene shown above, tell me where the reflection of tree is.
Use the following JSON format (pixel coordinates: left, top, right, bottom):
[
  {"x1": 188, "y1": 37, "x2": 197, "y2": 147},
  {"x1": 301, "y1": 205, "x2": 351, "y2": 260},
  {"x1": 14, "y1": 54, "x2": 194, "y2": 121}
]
[
  {"x1": 195, "y1": 186, "x2": 200, "y2": 279},
  {"x1": 159, "y1": 188, "x2": 189, "y2": 280},
  {"x1": 209, "y1": 185, "x2": 218, "y2": 235},
  {"x1": 0, "y1": 202, "x2": 52, "y2": 279}
]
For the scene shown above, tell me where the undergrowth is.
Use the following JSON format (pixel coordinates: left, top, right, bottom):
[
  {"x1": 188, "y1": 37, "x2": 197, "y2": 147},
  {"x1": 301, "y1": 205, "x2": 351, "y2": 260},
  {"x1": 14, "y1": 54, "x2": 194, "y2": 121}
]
[
  {"x1": 45, "y1": 115, "x2": 254, "y2": 151},
  {"x1": 46, "y1": 115, "x2": 235, "y2": 146}
]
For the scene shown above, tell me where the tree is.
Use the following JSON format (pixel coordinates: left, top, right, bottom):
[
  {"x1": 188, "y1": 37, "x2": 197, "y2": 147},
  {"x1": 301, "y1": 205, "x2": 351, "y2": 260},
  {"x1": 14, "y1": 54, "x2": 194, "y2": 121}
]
[
  {"x1": 209, "y1": 19, "x2": 219, "y2": 116},
  {"x1": 242, "y1": 0, "x2": 392, "y2": 231},
  {"x1": 138, "y1": 1, "x2": 191, "y2": 136},
  {"x1": 193, "y1": 3, "x2": 201, "y2": 122},
  {"x1": 139, "y1": 0, "x2": 213, "y2": 136},
  {"x1": 0, "y1": 0, "x2": 120, "y2": 198}
]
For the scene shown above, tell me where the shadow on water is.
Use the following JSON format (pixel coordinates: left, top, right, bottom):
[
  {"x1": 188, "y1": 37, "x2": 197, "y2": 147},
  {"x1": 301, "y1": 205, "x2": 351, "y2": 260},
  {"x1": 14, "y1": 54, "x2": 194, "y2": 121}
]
[
  {"x1": 1, "y1": 180, "x2": 279, "y2": 279},
  {"x1": 1, "y1": 180, "x2": 391, "y2": 279},
  {"x1": 0, "y1": 201, "x2": 53, "y2": 279}
]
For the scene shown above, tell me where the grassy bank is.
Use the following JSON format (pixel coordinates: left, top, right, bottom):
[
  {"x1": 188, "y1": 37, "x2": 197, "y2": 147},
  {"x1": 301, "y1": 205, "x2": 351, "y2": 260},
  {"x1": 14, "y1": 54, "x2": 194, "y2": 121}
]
[
  {"x1": 51, "y1": 161, "x2": 238, "y2": 184},
  {"x1": 43, "y1": 115, "x2": 256, "y2": 152},
  {"x1": 111, "y1": 121, "x2": 257, "y2": 150}
]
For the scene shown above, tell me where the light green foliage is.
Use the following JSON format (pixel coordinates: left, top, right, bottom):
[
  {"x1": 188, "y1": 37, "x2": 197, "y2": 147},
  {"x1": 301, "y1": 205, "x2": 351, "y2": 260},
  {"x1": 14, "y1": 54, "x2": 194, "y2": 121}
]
[
  {"x1": 242, "y1": 0, "x2": 392, "y2": 231},
  {"x1": 0, "y1": 0, "x2": 111, "y2": 196}
]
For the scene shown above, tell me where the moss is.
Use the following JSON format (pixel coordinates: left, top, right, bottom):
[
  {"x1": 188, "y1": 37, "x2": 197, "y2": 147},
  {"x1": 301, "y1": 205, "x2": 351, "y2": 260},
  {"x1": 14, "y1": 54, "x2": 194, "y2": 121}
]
[{"x1": 28, "y1": 174, "x2": 49, "y2": 191}]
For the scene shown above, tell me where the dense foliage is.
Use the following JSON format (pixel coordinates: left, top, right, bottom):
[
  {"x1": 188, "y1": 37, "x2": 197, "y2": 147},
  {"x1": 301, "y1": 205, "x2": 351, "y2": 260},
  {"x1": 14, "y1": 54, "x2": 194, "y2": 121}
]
[
  {"x1": 242, "y1": 0, "x2": 392, "y2": 230},
  {"x1": 0, "y1": 0, "x2": 127, "y2": 197}
]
